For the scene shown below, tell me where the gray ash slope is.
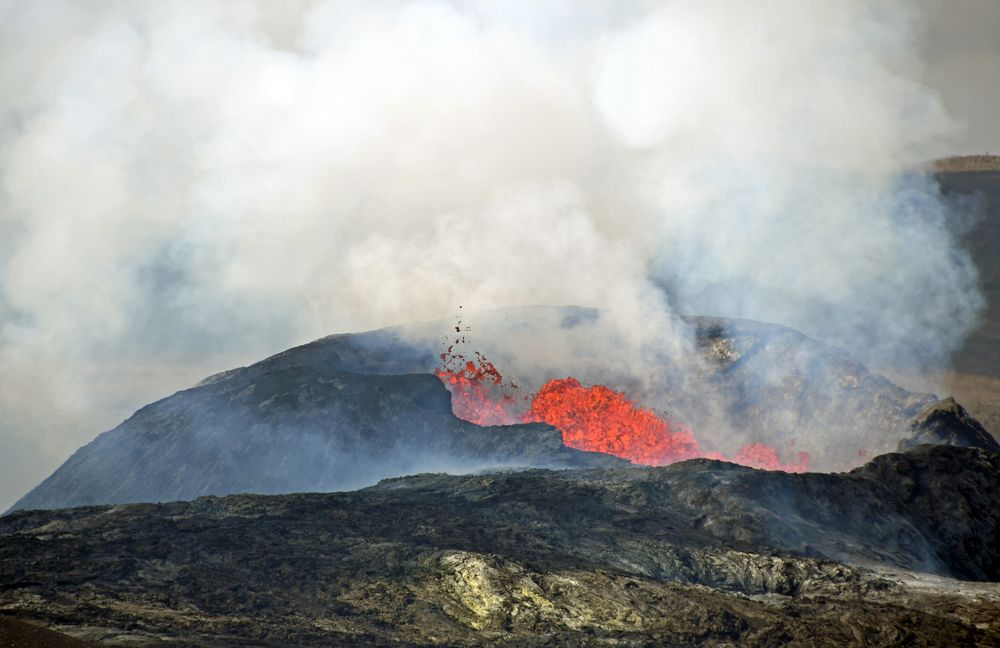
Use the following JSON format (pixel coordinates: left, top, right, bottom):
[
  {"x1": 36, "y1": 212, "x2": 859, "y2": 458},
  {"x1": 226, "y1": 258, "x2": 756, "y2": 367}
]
[
  {"x1": 11, "y1": 371, "x2": 620, "y2": 512},
  {"x1": 1, "y1": 444, "x2": 999, "y2": 647},
  {"x1": 11, "y1": 307, "x2": 998, "y2": 512}
]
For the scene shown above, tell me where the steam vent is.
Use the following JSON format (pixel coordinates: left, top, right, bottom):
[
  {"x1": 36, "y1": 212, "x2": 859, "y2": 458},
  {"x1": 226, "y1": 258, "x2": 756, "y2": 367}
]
[{"x1": 4, "y1": 2, "x2": 1000, "y2": 646}]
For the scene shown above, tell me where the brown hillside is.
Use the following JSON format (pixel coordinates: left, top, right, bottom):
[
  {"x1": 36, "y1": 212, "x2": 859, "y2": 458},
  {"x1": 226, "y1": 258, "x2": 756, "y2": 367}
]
[{"x1": 932, "y1": 154, "x2": 1000, "y2": 172}]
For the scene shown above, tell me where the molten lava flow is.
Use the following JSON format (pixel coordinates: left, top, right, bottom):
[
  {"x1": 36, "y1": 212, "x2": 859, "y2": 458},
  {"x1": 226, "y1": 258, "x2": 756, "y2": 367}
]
[
  {"x1": 525, "y1": 378, "x2": 808, "y2": 471},
  {"x1": 435, "y1": 346, "x2": 809, "y2": 473},
  {"x1": 526, "y1": 377, "x2": 702, "y2": 465}
]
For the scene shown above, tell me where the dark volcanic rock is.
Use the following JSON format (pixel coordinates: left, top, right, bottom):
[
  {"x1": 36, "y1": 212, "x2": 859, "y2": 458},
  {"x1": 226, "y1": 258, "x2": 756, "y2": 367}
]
[
  {"x1": 0, "y1": 617, "x2": 99, "y2": 647},
  {"x1": 854, "y1": 444, "x2": 1000, "y2": 581},
  {"x1": 11, "y1": 370, "x2": 620, "y2": 512},
  {"x1": 901, "y1": 396, "x2": 1000, "y2": 454},
  {"x1": 1, "y1": 445, "x2": 998, "y2": 646}
]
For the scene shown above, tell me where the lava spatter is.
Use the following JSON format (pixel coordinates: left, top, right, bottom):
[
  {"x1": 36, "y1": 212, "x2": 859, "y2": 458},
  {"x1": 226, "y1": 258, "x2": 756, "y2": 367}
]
[{"x1": 436, "y1": 339, "x2": 808, "y2": 472}]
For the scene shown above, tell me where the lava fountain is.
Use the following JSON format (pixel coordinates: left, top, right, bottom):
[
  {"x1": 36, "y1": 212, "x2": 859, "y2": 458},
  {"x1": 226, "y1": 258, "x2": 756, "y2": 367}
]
[{"x1": 436, "y1": 346, "x2": 809, "y2": 473}]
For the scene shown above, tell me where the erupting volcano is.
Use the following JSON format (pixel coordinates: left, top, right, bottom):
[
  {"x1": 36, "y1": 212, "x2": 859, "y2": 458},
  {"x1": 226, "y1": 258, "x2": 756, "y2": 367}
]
[{"x1": 436, "y1": 345, "x2": 810, "y2": 473}]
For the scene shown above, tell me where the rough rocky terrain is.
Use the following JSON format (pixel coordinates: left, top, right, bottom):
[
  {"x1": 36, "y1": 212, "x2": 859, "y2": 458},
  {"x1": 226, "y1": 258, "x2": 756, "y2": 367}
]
[
  {"x1": 2, "y1": 444, "x2": 999, "y2": 646},
  {"x1": 903, "y1": 397, "x2": 1000, "y2": 454}
]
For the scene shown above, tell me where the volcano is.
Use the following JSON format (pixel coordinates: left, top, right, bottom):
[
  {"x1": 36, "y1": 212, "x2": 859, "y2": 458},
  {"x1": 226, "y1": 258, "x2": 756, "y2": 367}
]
[
  {"x1": 9, "y1": 307, "x2": 997, "y2": 512},
  {"x1": 3, "y1": 307, "x2": 1000, "y2": 646}
]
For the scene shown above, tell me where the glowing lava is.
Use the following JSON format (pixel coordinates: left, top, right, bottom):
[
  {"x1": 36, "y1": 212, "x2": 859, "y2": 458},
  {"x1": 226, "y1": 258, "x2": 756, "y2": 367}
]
[
  {"x1": 527, "y1": 377, "x2": 702, "y2": 465},
  {"x1": 732, "y1": 442, "x2": 809, "y2": 473},
  {"x1": 434, "y1": 353, "x2": 521, "y2": 427},
  {"x1": 436, "y1": 346, "x2": 809, "y2": 473}
]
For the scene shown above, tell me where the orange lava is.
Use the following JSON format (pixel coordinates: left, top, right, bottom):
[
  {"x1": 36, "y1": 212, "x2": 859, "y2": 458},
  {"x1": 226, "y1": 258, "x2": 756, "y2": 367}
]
[
  {"x1": 436, "y1": 349, "x2": 809, "y2": 473},
  {"x1": 732, "y1": 442, "x2": 809, "y2": 472},
  {"x1": 526, "y1": 377, "x2": 702, "y2": 465},
  {"x1": 434, "y1": 354, "x2": 521, "y2": 427}
]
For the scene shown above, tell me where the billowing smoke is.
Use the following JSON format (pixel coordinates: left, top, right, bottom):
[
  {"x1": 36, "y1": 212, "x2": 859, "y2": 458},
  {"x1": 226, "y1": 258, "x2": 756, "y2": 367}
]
[{"x1": 0, "y1": 0, "x2": 984, "y2": 508}]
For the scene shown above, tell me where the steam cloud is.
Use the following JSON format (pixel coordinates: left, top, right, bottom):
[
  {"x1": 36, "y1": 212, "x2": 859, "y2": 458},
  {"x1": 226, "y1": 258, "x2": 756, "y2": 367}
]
[{"x1": 0, "y1": 0, "x2": 984, "y2": 508}]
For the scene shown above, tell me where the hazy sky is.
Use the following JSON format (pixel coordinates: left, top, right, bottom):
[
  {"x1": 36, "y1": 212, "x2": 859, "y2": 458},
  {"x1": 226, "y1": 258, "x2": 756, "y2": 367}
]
[
  {"x1": 919, "y1": 0, "x2": 1000, "y2": 154},
  {"x1": 0, "y1": 0, "x2": 997, "y2": 511}
]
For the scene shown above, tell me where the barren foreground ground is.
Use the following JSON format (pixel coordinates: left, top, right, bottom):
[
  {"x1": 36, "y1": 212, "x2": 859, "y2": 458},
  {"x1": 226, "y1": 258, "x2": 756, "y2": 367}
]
[{"x1": 2, "y1": 445, "x2": 999, "y2": 646}]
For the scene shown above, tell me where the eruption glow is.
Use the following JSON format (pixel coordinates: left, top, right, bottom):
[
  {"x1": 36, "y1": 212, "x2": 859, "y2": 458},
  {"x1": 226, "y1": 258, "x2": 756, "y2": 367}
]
[
  {"x1": 528, "y1": 377, "x2": 702, "y2": 465},
  {"x1": 437, "y1": 350, "x2": 810, "y2": 473}
]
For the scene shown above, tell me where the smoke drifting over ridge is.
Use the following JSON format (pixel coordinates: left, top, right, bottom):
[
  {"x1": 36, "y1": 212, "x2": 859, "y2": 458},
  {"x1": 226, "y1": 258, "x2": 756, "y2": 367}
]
[{"x1": 0, "y1": 1, "x2": 984, "y2": 508}]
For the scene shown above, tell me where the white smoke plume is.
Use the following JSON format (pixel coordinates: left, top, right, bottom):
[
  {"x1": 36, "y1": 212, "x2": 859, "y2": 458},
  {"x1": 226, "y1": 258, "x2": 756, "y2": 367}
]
[{"x1": 0, "y1": 0, "x2": 983, "y2": 508}]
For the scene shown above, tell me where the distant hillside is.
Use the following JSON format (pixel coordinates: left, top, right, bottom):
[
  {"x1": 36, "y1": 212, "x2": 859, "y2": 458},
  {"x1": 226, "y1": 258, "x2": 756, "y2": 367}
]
[
  {"x1": 925, "y1": 161, "x2": 1000, "y2": 432},
  {"x1": 932, "y1": 154, "x2": 1000, "y2": 172},
  {"x1": 935, "y1": 165, "x2": 1000, "y2": 377}
]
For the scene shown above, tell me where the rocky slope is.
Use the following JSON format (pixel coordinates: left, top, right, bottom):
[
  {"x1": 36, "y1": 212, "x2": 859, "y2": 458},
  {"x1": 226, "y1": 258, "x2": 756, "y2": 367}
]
[
  {"x1": 1, "y1": 444, "x2": 998, "y2": 646},
  {"x1": 14, "y1": 308, "x2": 996, "y2": 512}
]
